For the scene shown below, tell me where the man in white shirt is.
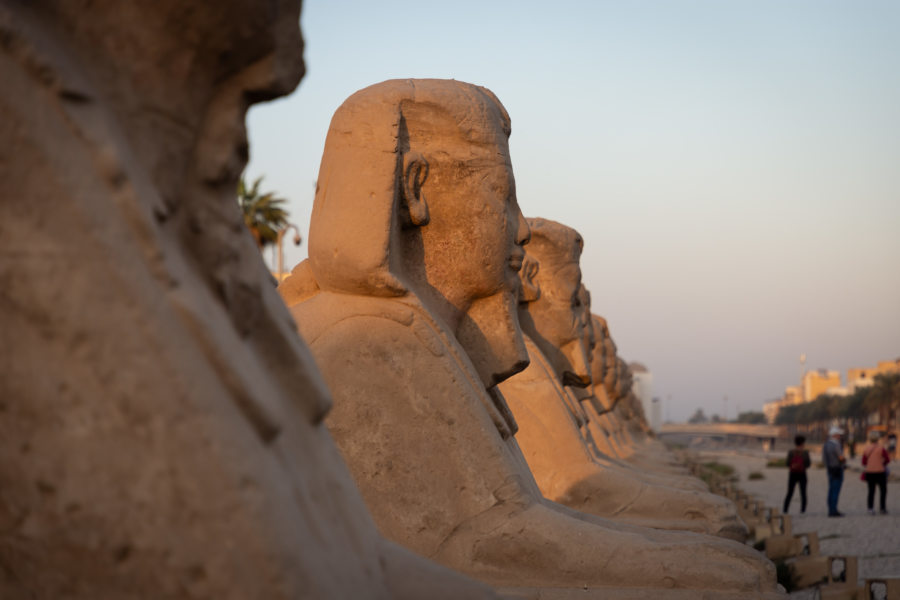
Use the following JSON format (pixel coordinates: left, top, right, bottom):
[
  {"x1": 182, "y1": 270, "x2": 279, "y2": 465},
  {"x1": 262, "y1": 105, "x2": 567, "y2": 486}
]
[{"x1": 823, "y1": 426, "x2": 847, "y2": 517}]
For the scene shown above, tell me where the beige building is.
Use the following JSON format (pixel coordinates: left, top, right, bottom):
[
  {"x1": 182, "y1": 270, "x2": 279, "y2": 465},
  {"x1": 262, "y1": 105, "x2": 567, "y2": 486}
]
[
  {"x1": 876, "y1": 359, "x2": 900, "y2": 374},
  {"x1": 762, "y1": 386, "x2": 804, "y2": 424},
  {"x1": 847, "y1": 359, "x2": 900, "y2": 393},
  {"x1": 761, "y1": 401, "x2": 779, "y2": 425},
  {"x1": 802, "y1": 369, "x2": 841, "y2": 402},
  {"x1": 762, "y1": 370, "x2": 840, "y2": 423},
  {"x1": 848, "y1": 367, "x2": 876, "y2": 393},
  {"x1": 764, "y1": 358, "x2": 900, "y2": 424}
]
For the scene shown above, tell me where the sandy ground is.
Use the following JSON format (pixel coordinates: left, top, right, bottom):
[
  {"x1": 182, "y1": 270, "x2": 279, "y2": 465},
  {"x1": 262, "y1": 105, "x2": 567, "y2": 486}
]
[{"x1": 696, "y1": 448, "x2": 900, "y2": 596}]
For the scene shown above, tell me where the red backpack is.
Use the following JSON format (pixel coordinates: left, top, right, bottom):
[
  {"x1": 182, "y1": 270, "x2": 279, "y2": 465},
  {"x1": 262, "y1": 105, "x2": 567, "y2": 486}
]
[{"x1": 789, "y1": 450, "x2": 806, "y2": 472}]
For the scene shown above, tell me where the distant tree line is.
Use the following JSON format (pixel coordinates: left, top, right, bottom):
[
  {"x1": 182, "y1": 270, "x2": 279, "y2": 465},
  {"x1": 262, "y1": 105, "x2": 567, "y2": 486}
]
[
  {"x1": 687, "y1": 409, "x2": 767, "y2": 425},
  {"x1": 774, "y1": 373, "x2": 900, "y2": 442},
  {"x1": 735, "y1": 411, "x2": 767, "y2": 424}
]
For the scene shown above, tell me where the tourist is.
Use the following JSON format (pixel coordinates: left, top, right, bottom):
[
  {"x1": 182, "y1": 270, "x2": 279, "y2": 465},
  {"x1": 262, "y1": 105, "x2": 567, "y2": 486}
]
[
  {"x1": 783, "y1": 435, "x2": 811, "y2": 514},
  {"x1": 823, "y1": 426, "x2": 847, "y2": 517},
  {"x1": 862, "y1": 430, "x2": 891, "y2": 515}
]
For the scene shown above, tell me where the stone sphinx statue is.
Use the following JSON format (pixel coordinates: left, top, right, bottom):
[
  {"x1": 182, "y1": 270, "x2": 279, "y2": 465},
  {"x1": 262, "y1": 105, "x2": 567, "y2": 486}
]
[
  {"x1": 568, "y1": 290, "x2": 649, "y2": 463},
  {"x1": 573, "y1": 306, "x2": 693, "y2": 476},
  {"x1": 0, "y1": 4, "x2": 500, "y2": 598},
  {"x1": 282, "y1": 78, "x2": 777, "y2": 596},
  {"x1": 570, "y1": 291, "x2": 630, "y2": 457},
  {"x1": 521, "y1": 229, "x2": 679, "y2": 482},
  {"x1": 589, "y1": 318, "x2": 679, "y2": 465},
  {"x1": 588, "y1": 317, "x2": 653, "y2": 449},
  {"x1": 499, "y1": 218, "x2": 747, "y2": 539}
]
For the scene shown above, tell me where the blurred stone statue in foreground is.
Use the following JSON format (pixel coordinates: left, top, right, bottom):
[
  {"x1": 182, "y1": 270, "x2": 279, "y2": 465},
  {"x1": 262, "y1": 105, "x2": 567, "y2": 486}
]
[
  {"x1": 0, "y1": 3, "x2": 498, "y2": 598},
  {"x1": 281, "y1": 78, "x2": 777, "y2": 597}
]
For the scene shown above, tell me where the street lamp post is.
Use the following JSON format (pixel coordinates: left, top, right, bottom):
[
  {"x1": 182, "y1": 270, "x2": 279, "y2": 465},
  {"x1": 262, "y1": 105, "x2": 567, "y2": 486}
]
[
  {"x1": 276, "y1": 224, "x2": 302, "y2": 282},
  {"x1": 799, "y1": 353, "x2": 807, "y2": 400}
]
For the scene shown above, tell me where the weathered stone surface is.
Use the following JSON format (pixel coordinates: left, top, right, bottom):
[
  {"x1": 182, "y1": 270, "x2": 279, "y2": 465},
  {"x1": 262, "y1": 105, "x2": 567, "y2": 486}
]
[
  {"x1": 283, "y1": 78, "x2": 776, "y2": 595},
  {"x1": 0, "y1": 5, "x2": 497, "y2": 598}
]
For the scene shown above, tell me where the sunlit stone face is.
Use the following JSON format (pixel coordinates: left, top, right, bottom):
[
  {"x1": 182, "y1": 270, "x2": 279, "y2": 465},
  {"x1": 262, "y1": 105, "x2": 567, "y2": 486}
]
[
  {"x1": 518, "y1": 218, "x2": 590, "y2": 386},
  {"x1": 414, "y1": 149, "x2": 530, "y2": 309},
  {"x1": 394, "y1": 88, "x2": 532, "y2": 387}
]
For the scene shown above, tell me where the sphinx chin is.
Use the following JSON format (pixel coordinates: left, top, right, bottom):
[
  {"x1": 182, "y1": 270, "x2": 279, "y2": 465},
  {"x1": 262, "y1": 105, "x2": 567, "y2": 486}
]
[{"x1": 457, "y1": 291, "x2": 530, "y2": 388}]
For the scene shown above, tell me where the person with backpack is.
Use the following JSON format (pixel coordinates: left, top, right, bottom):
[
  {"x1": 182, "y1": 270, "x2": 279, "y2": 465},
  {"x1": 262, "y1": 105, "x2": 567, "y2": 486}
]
[
  {"x1": 862, "y1": 430, "x2": 891, "y2": 515},
  {"x1": 783, "y1": 435, "x2": 811, "y2": 514}
]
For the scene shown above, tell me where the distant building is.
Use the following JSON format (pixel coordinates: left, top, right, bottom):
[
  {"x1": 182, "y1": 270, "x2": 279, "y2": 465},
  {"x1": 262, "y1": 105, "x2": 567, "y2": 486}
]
[
  {"x1": 877, "y1": 359, "x2": 900, "y2": 374},
  {"x1": 762, "y1": 402, "x2": 778, "y2": 425},
  {"x1": 763, "y1": 385, "x2": 804, "y2": 424},
  {"x1": 765, "y1": 358, "x2": 900, "y2": 424},
  {"x1": 650, "y1": 397, "x2": 662, "y2": 431},
  {"x1": 802, "y1": 369, "x2": 841, "y2": 402},
  {"x1": 847, "y1": 367, "x2": 876, "y2": 393},
  {"x1": 848, "y1": 359, "x2": 900, "y2": 393},
  {"x1": 629, "y1": 362, "x2": 659, "y2": 431}
]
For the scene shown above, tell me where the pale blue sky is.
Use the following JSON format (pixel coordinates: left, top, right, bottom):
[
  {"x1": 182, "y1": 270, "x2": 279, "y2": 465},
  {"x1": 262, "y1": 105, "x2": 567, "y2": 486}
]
[{"x1": 246, "y1": 0, "x2": 900, "y2": 422}]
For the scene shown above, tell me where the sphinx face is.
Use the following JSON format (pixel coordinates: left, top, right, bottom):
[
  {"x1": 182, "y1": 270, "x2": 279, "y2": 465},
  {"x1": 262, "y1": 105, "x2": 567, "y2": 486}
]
[
  {"x1": 600, "y1": 322, "x2": 620, "y2": 401},
  {"x1": 615, "y1": 357, "x2": 633, "y2": 398},
  {"x1": 411, "y1": 132, "x2": 531, "y2": 388},
  {"x1": 417, "y1": 144, "x2": 529, "y2": 309},
  {"x1": 590, "y1": 316, "x2": 609, "y2": 390},
  {"x1": 523, "y1": 254, "x2": 591, "y2": 387},
  {"x1": 41, "y1": 0, "x2": 304, "y2": 195},
  {"x1": 577, "y1": 286, "x2": 596, "y2": 357},
  {"x1": 62, "y1": 0, "x2": 304, "y2": 97}
]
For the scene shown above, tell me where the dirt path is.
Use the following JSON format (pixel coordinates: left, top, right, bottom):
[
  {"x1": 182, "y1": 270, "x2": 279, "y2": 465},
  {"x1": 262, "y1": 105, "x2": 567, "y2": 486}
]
[{"x1": 696, "y1": 449, "x2": 900, "y2": 595}]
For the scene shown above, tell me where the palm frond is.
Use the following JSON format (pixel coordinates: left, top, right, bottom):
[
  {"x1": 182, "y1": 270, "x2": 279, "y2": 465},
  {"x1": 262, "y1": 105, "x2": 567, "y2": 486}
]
[{"x1": 236, "y1": 175, "x2": 292, "y2": 249}]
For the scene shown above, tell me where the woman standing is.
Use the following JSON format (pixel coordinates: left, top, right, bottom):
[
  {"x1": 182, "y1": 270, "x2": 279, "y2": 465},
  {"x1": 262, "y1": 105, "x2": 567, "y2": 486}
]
[
  {"x1": 783, "y1": 435, "x2": 811, "y2": 514},
  {"x1": 862, "y1": 431, "x2": 891, "y2": 515}
]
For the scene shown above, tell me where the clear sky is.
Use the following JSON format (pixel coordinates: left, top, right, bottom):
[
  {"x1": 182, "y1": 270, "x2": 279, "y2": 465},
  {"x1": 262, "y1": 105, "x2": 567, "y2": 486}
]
[{"x1": 245, "y1": 0, "x2": 900, "y2": 422}]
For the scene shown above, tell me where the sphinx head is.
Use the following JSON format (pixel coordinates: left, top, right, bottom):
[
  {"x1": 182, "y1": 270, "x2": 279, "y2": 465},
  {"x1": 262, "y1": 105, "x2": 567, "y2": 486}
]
[
  {"x1": 590, "y1": 315, "x2": 625, "y2": 405},
  {"x1": 577, "y1": 285, "x2": 596, "y2": 358},
  {"x1": 615, "y1": 357, "x2": 634, "y2": 400},
  {"x1": 517, "y1": 218, "x2": 591, "y2": 387},
  {"x1": 308, "y1": 79, "x2": 531, "y2": 388},
  {"x1": 31, "y1": 0, "x2": 304, "y2": 199},
  {"x1": 589, "y1": 315, "x2": 611, "y2": 407}
]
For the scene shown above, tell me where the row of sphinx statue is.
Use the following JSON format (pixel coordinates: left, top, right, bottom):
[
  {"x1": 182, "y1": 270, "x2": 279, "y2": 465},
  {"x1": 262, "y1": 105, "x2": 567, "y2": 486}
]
[
  {"x1": 1, "y1": 3, "x2": 779, "y2": 598},
  {"x1": 274, "y1": 79, "x2": 779, "y2": 598}
]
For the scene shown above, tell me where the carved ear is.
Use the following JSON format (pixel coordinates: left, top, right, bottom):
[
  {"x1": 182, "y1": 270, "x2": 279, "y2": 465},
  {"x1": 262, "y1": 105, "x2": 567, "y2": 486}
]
[
  {"x1": 519, "y1": 256, "x2": 541, "y2": 303},
  {"x1": 400, "y1": 152, "x2": 430, "y2": 227}
]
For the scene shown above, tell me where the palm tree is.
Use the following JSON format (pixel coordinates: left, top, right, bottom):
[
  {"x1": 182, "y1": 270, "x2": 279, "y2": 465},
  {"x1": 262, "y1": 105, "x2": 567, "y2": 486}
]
[
  {"x1": 841, "y1": 388, "x2": 869, "y2": 444},
  {"x1": 866, "y1": 373, "x2": 900, "y2": 428},
  {"x1": 237, "y1": 176, "x2": 290, "y2": 250}
]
